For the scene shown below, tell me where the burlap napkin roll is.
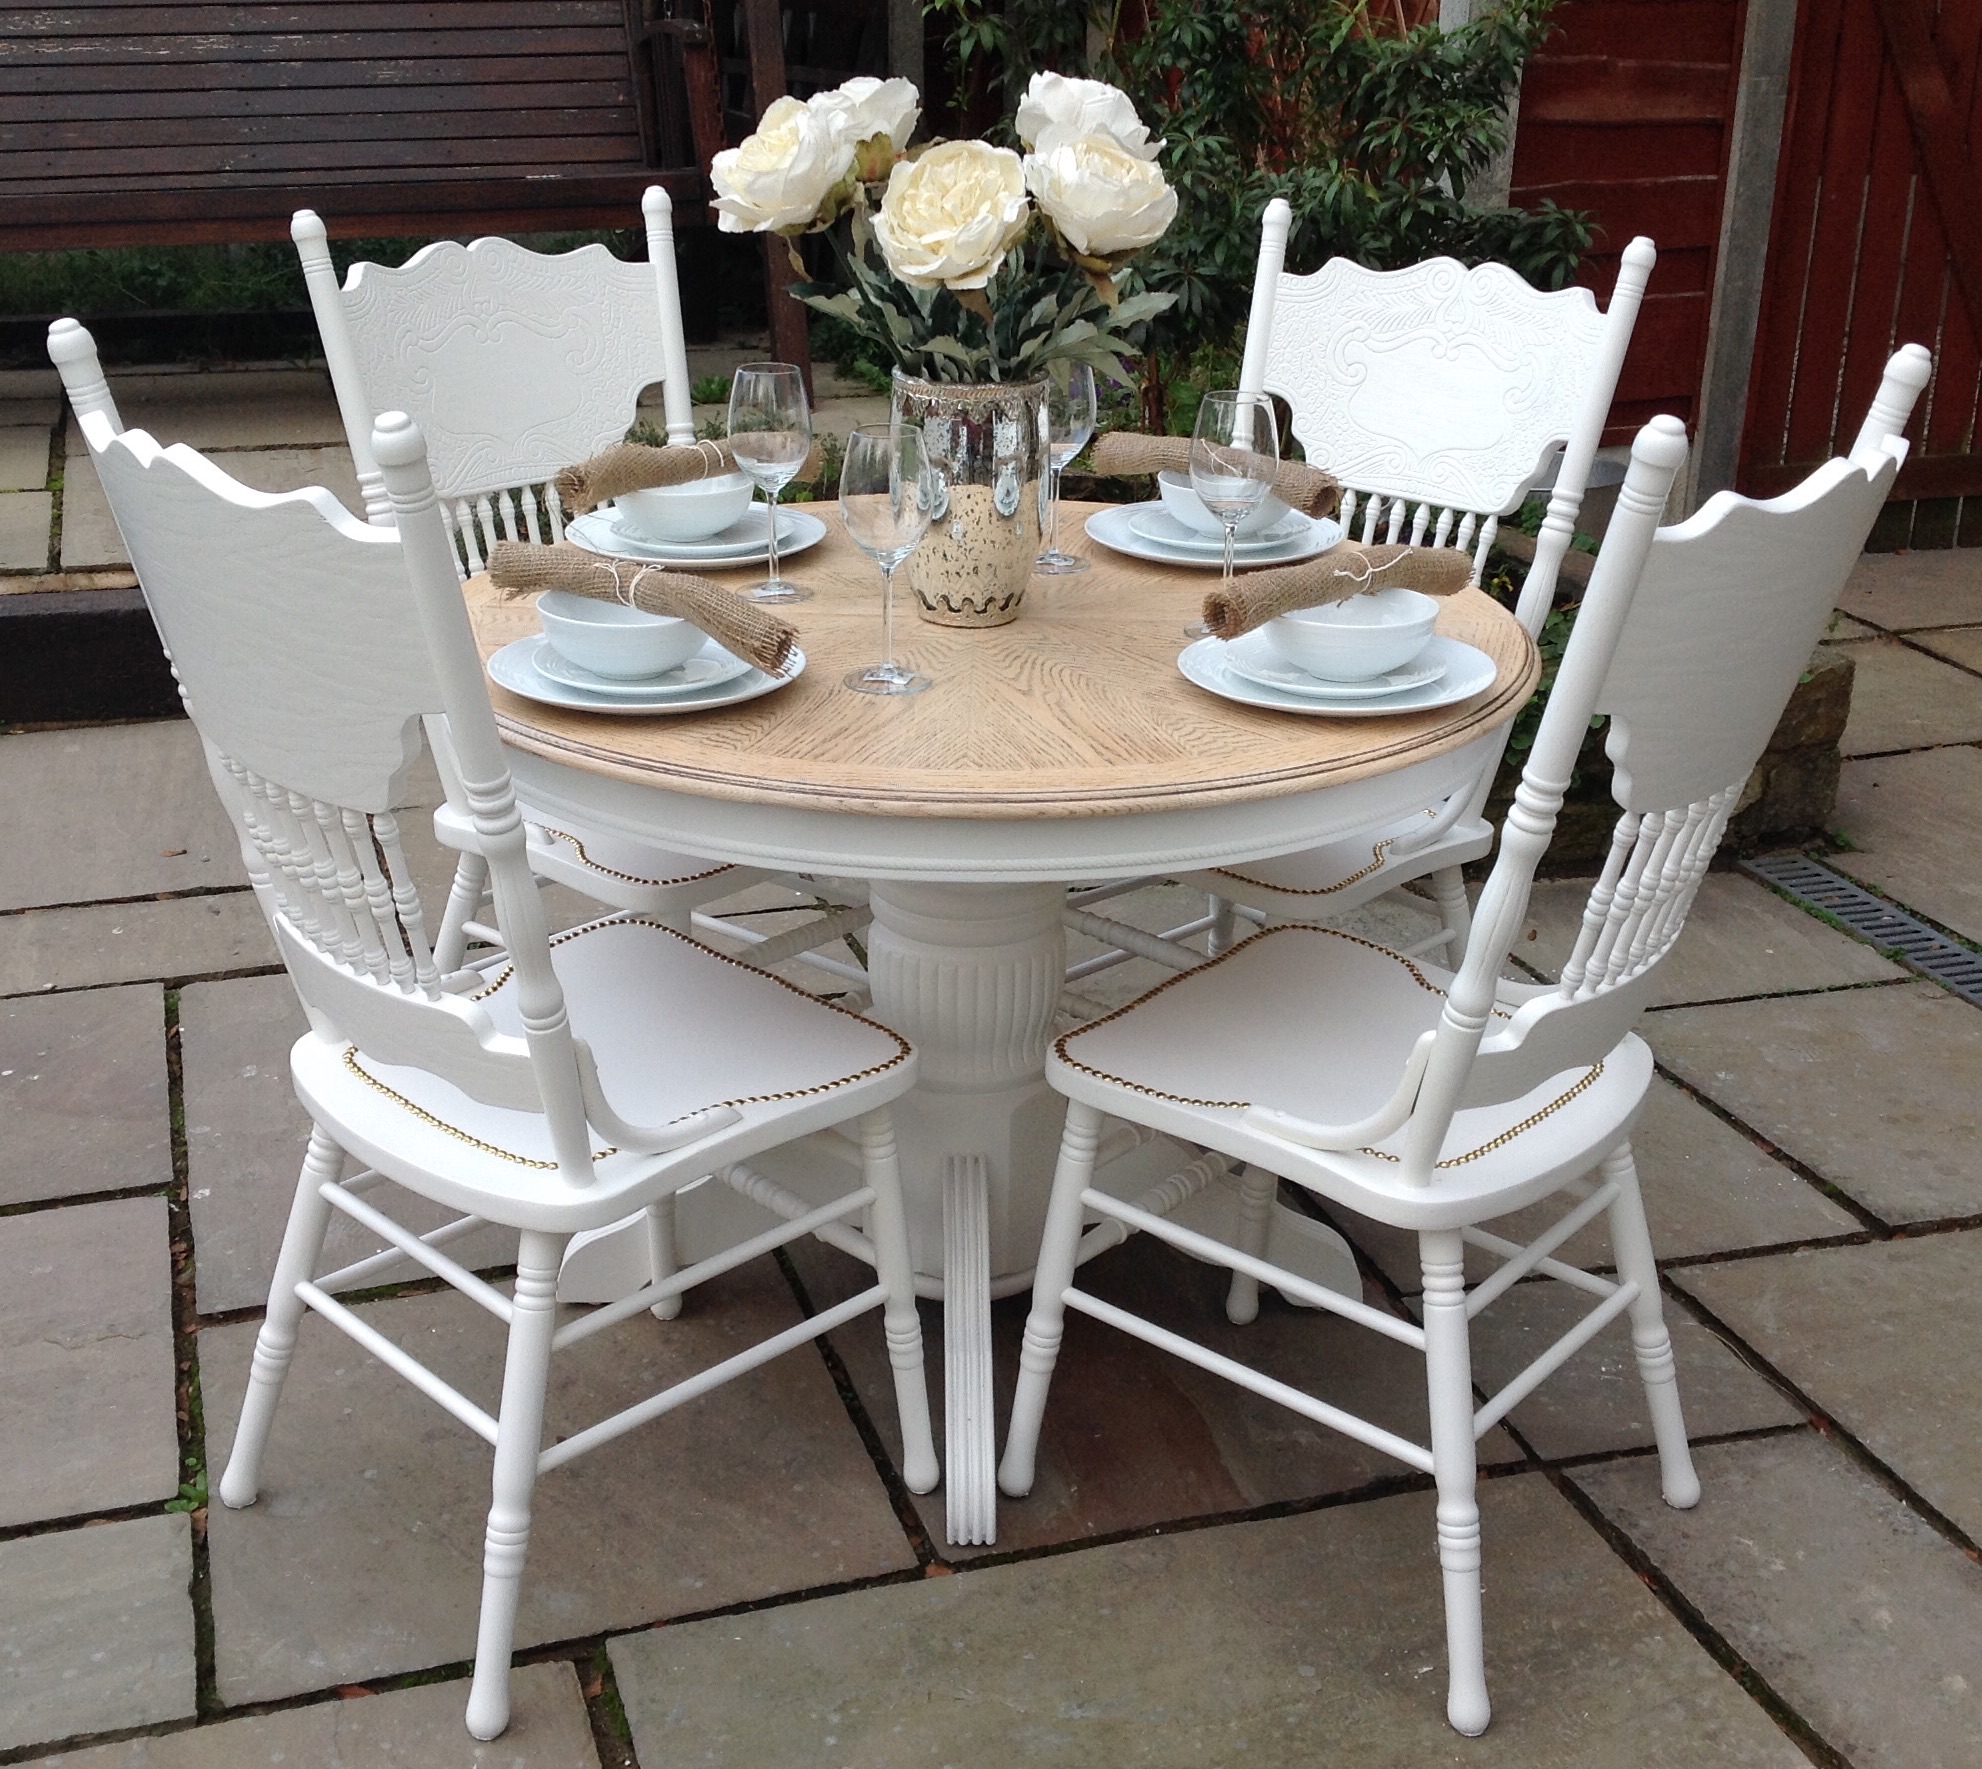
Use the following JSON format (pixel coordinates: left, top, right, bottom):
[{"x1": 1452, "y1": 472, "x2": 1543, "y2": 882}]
[
  {"x1": 553, "y1": 440, "x2": 739, "y2": 516},
  {"x1": 1090, "y1": 431, "x2": 1341, "y2": 519},
  {"x1": 487, "y1": 541, "x2": 796, "y2": 677},
  {"x1": 1199, "y1": 541, "x2": 1474, "y2": 642}
]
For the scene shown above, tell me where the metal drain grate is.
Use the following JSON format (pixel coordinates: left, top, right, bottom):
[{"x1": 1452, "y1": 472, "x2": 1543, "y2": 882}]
[{"x1": 1743, "y1": 853, "x2": 1982, "y2": 1007}]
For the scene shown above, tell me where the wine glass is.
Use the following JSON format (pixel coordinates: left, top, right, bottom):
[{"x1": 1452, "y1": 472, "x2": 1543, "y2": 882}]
[
  {"x1": 727, "y1": 361, "x2": 814, "y2": 604},
  {"x1": 1035, "y1": 361, "x2": 1097, "y2": 575},
  {"x1": 840, "y1": 424, "x2": 933, "y2": 696},
  {"x1": 1186, "y1": 389, "x2": 1279, "y2": 637}
]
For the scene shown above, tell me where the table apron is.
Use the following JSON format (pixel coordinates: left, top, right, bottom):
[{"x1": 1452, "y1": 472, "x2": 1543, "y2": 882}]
[{"x1": 503, "y1": 735, "x2": 1495, "y2": 883}]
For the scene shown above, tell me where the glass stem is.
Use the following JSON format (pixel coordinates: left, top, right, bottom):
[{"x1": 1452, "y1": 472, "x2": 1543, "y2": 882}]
[
  {"x1": 1047, "y1": 463, "x2": 1062, "y2": 555},
  {"x1": 1222, "y1": 518, "x2": 1238, "y2": 591},
  {"x1": 881, "y1": 561, "x2": 897, "y2": 673},
  {"x1": 763, "y1": 478, "x2": 783, "y2": 587}
]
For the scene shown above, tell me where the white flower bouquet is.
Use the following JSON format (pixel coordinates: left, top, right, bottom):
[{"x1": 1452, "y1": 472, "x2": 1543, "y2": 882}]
[{"x1": 712, "y1": 72, "x2": 1178, "y2": 385}]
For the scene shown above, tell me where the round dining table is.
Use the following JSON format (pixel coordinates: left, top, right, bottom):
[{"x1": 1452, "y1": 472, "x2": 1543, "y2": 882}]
[{"x1": 466, "y1": 500, "x2": 1538, "y2": 1543}]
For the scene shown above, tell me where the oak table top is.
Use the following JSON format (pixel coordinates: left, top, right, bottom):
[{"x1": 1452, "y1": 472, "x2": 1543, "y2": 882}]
[{"x1": 466, "y1": 502, "x2": 1540, "y2": 823}]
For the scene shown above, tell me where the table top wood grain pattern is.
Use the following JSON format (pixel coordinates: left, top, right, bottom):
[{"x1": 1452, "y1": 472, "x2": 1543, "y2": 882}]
[{"x1": 467, "y1": 503, "x2": 1540, "y2": 821}]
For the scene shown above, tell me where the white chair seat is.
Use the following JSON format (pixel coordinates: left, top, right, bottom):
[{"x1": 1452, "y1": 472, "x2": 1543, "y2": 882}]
[
  {"x1": 294, "y1": 915, "x2": 912, "y2": 1229},
  {"x1": 1177, "y1": 806, "x2": 1494, "y2": 914},
  {"x1": 521, "y1": 817, "x2": 742, "y2": 913},
  {"x1": 1050, "y1": 924, "x2": 1650, "y2": 1230}
]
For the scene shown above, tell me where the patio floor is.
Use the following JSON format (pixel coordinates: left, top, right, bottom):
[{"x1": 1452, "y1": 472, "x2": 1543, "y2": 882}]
[{"x1": 2, "y1": 363, "x2": 1981, "y2": 1766}]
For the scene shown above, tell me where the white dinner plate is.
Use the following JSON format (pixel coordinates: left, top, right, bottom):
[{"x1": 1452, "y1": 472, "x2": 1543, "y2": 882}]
[
  {"x1": 565, "y1": 505, "x2": 827, "y2": 567},
  {"x1": 1178, "y1": 633, "x2": 1497, "y2": 717},
  {"x1": 531, "y1": 636, "x2": 754, "y2": 698},
  {"x1": 1085, "y1": 501, "x2": 1341, "y2": 569},
  {"x1": 1128, "y1": 505, "x2": 1314, "y2": 552},
  {"x1": 488, "y1": 634, "x2": 804, "y2": 716},
  {"x1": 1220, "y1": 628, "x2": 1448, "y2": 699}
]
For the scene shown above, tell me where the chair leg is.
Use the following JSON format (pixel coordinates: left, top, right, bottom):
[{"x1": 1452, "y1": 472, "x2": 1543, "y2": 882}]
[
  {"x1": 432, "y1": 852, "x2": 490, "y2": 974},
  {"x1": 644, "y1": 1195, "x2": 682, "y2": 1321},
  {"x1": 218, "y1": 1126, "x2": 341, "y2": 1509},
  {"x1": 464, "y1": 1227, "x2": 567, "y2": 1742},
  {"x1": 1205, "y1": 894, "x2": 1238, "y2": 956},
  {"x1": 1602, "y1": 1143, "x2": 1701, "y2": 1508},
  {"x1": 1224, "y1": 1163, "x2": 1277, "y2": 1324},
  {"x1": 1426, "y1": 866, "x2": 1472, "y2": 958},
  {"x1": 859, "y1": 1109, "x2": 939, "y2": 1494},
  {"x1": 998, "y1": 1099, "x2": 1103, "y2": 1498},
  {"x1": 1421, "y1": 1227, "x2": 1490, "y2": 1736}
]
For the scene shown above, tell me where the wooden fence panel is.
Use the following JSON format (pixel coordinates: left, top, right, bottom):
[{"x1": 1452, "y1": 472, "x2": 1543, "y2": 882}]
[
  {"x1": 1508, "y1": 0, "x2": 1747, "y2": 439},
  {"x1": 1740, "y1": 0, "x2": 1982, "y2": 509}
]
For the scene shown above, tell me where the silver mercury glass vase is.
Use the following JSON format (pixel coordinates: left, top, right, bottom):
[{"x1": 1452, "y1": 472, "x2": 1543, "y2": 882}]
[{"x1": 891, "y1": 371, "x2": 1050, "y2": 627}]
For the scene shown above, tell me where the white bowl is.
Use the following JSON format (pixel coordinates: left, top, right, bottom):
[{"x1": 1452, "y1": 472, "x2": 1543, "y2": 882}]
[
  {"x1": 1158, "y1": 469, "x2": 1293, "y2": 539},
  {"x1": 537, "y1": 590, "x2": 705, "y2": 681},
  {"x1": 612, "y1": 472, "x2": 754, "y2": 542},
  {"x1": 1264, "y1": 588, "x2": 1440, "y2": 682}
]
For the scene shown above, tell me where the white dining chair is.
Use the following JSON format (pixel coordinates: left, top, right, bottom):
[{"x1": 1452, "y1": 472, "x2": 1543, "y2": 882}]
[
  {"x1": 1075, "y1": 206, "x2": 1659, "y2": 980},
  {"x1": 289, "y1": 191, "x2": 809, "y2": 963},
  {"x1": 1001, "y1": 362, "x2": 1921, "y2": 1732},
  {"x1": 70, "y1": 377, "x2": 938, "y2": 1740}
]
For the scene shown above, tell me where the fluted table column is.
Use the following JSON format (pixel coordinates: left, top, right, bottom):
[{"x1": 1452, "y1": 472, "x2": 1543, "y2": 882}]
[{"x1": 863, "y1": 878, "x2": 1068, "y2": 1285}]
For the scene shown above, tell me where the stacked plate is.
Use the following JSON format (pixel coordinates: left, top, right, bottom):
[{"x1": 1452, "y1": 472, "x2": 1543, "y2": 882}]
[
  {"x1": 1085, "y1": 501, "x2": 1343, "y2": 569},
  {"x1": 565, "y1": 504, "x2": 828, "y2": 568},
  {"x1": 488, "y1": 634, "x2": 806, "y2": 716},
  {"x1": 1179, "y1": 631, "x2": 1497, "y2": 717}
]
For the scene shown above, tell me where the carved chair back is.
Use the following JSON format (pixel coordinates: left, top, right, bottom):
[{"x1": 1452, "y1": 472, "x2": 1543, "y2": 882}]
[
  {"x1": 56, "y1": 321, "x2": 612, "y2": 1186},
  {"x1": 1387, "y1": 351, "x2": 1925, "y2": 1182},
  {"x1": 1239, "y1": 200, "x2": 1655, "y2": 638},
  {"x1": 295, "y1": 188, "x2": 696, "y2": 572}
]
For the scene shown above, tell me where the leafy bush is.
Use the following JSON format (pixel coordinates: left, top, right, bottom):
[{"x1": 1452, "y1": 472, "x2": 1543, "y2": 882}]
[{"x1": 926, "y1": 0, "x2": 1591, "y2": 424}]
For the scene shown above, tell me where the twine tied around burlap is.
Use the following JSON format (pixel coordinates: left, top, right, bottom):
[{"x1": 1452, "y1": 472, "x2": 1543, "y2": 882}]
[
  {"x1": 1199, "y1": 541, "x2": 1474, "y2": 642},
  {"x1": 487, "y1": 541, "x2": 796, "y2": 677},
  {"x1": 552, "y1": 440, "x2": 739, "y2": 517},
  {"x1": 1089, "y1": 432, "x2": 1341, "y2": 519}
]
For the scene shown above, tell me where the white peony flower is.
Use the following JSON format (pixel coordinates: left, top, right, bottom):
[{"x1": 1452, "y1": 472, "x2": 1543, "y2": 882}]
[
  {"x1": 711, "y1": 95, "x2": 856, "y2": 234},
  {"x1": 872, "y1": 141, "x2": 1032, "y2": 291},
  {"x1": 808, "y1": 76, "x2": 920, "y2": 163},
  {"x1": 1024, "y1": 134, "x2": 1177, "y2": 263},
  {"x1": 1015, "y1": 72, "x2": 1161, "y2": 162}
]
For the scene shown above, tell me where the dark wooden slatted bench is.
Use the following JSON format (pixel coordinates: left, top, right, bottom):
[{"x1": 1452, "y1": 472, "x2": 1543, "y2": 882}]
[{"x1": 0, "y1": 2, "x2": 719, "y2": 244}]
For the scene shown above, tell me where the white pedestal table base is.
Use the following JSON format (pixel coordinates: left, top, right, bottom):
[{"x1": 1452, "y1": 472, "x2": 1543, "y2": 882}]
[{"x1": 554, "y1": 877, "x2": 1361, "y2": 1544}]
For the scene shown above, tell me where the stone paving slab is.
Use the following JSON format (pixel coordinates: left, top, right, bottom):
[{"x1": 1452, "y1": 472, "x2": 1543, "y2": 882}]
[
  {"x1": 1834, "y1": 745, "x2": 1982, "y2": 944},
  {"x1": 32, "y1": 1661, "x2": 597, "y2": 1768},
  {"x1": 1, "y1": 487, "x2": 52, "y2": 568},
  {"x1": 0, "y1": 983, "x2": 170, "y2": 1205},
  {"x1": 200, "y1": 1266, "x2": 916, "y2": 1703},
  {"x1": 1466, "y1": 1282, "x2": 1802, "y2": 1460},
  {"x1": 0, "y1": 1513, "x2": 197, "y2": 1751},
  {"x1": 1650, "y1": 981, "x2": 1982, "y2": 1224},
  {"x1": 1345, "y1": 1075, "x2": 1862, "y2": 1294},
  {"x1": 0, "y1": 894, "x2": 276, "y2": 995},
  {"x1": 1910, "y1": 625, "x2": 1982, "y2": 672},
  {"x1": 612, "y1": 1471, "x2": 1803, "y2": 1766},
  {"x1": 794, "y1": 1232, "x2": 1523, "y2": 1562},
  {"x1": 1839, "y1": 547, "x2": 1982, "y2": 631},
  {"x1": 205, "y1": 444, "x2": 362, "y2": 515},
  {"x1": 1834, "y1": 637, "x2": 1982, "y2": 755},
  {"x1": 1516, "y1": 872, "x2": 1905, "y2": 1005},
  {"x1": 0, "y1": 424, "x2": 48, "y2": 491},
  {"x1": 56, "y1": 451, "x2": 127, "y2": 569},
  {"x1": 64, "y1": 368, "x2": 345, "y2": 454},
  {"x1": 0, "y1": 1196, "x2": 181, "y2": 1526},
  {"x1": 180, "y1": 974, "x2": 517, "y2": 1316},
  {"x1": 1576, "y1": 1433, "x2": 1982, "y2": 1769},
  {"x1": 1676, "y1": 1231, "x2": 1982, "y2": 1543},
  {"x1": 0, "y1": 722, "x2": 244, "y2": 911}
]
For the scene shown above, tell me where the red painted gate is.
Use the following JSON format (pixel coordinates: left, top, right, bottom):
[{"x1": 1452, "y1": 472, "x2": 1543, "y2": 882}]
[{"x1": 1739, "y1": 0, "x2": 1982, "y2": 541}]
